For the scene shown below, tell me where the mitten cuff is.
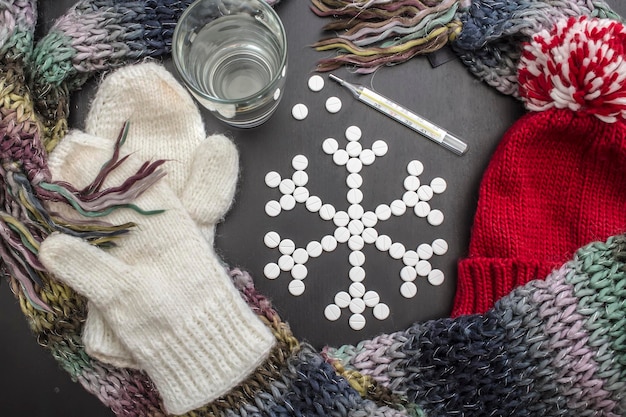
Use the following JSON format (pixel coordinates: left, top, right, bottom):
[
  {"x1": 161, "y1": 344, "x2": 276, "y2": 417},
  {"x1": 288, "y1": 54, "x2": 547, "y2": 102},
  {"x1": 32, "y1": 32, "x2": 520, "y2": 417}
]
[{"x1": 452, "y1": 257, "x2": 560, "y2": 317}]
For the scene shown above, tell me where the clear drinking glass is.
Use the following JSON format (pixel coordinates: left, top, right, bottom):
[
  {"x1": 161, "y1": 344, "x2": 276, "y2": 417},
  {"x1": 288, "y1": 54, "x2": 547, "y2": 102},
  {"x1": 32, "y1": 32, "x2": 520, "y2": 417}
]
[{"x1": 173, "y1": 0, "x2": 287, "y2": 128}]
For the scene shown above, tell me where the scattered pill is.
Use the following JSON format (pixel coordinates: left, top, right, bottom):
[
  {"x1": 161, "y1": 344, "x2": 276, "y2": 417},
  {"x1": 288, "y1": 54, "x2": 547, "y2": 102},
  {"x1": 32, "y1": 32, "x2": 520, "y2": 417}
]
[
  {"x1": 265, "y1": 200, "x2": 281, "y2": 217},
  {"x1": 324, "y1": 304, "x2": 341, "y2": 321},
  {"x1": 345, "y1": 125, "x2": 362, "y2": 141},
  {"x1": 291, "y1": 264, "x2": 308, "y2": 280},
  {"x1": 292, "y1": 248, "x2": 309, "y2": 264},
  {"x1": 428, "y1": 269, "x2": 445, "y2": 286},
  {"x1": 417, "y1": 185, "x2": 433, "y2": 201},
  {"x1": 415, "y1": 260, "x2": 432, "y2": 276},
  {"x1": 371, "y1": 140, "x2": 388, "y2": 156},
  {"x1": 306, "y1": 196, "x2": 322, "y2": 212},
  {"x1": 402, "y1": 250, "x2": 419, "y2": 266},
  {"x1": 278, "y1": 254, "x2": 294, "y2": 271},
  {"x1": 321, "y1": 235, "x2": 338, "y2": 251},
  {"x1": 349, "y1": 250, "x2": 366, "y2": 266},
  {"x1": 293, "y1": 186, "x2": 310, "y2": 203},
  {"x1": 264, "y1": 231, "x2": 281, "y2": 248},
  {"x1": 400, "y1": 281, "x2": 418, "y2": 298},
  {"x1": 390, "y1": 199, "x2": 406, "y2": 216},
  {"x1": 346, "y1": 141, "x2": 363, "y2": 157},
  {"x1": 265, "y1": 171, "x2": 281, "y2": 188},
  {"x1": 363, "y1": 291, "x2": 380, "y2": 307},
  {"x1": 292, "y1": 154, "x2": 309, "y2": 170},
  {"x1": 319, "y1": 204, "x2": 336, "y2": 221},
  {"x1": 407, "y1": 160, "x2": 424, "y2": 176},
  {"x1": 361, "y1": 227, "x2": 378, "y2": 244},
  {"x1": 323, "y1": 138, "x2": 339, "y2": 154},
  {"x1": 346, "y1": 157, "x2": 363, "y2": 173},
  {"x1": 349, "y1": 297, "x2": 366, "y2": 314},
  {"x1": 400, "y1": 266, "x2": 417, "y2": 281},
  {"x1": 432, "y1": 238, "x2": 449, "y2": 255},
  {"x1": 349, "y1": 313, "x2": 366, "y2": 330},
  {"x1": 375, "y1": 234, "x2": 392, "y2": 251},
  {"x1": 402, "y1": 191, "x2": 419, "y2": 207},
  {"x1": 348, "y1": 220, "x2": 364, "y2": 236},
  {"x1": 361, "y1": 211, "x2": 378, "y2": 228},
  {"x1": 428, "y1": 209, "x2": 444, "y2": 226},
  {"x1": 346, "y1": 173, "x2": 363, "y2": 188},
  {"x1": 291, "y1": 103, "x2": 308, "y2": 120},
  {"x1": 292, "y1": 170, "x2": 309, "y2": 187},
  {"x1": 335, "y1": 291, "x2": 351, "y2": 308},
  {"x1": 348, "y1": 204, "x2": 364, "y2": 220},
  {"x1": 288, "y1": 279, "x2": 306, "y2": 296},
  {"x1": 359, "y1": 149, "x2": 376, "y2": 165},
  {"x1": 279, "y1": 239, "x2": 296, "y2": 255},
  {"x1": 349, "y1": 282, "x2": 366, "y2": 298},
  {"x1": 306, "y1": 241, "x2": 323, "y2": 257},
  {"x1": 375, "y1": 204, "x2": 392, "y2": 221},
  {"x1": 333, "y1": 149, "x2": 350, "y2": 166},
  {"x1": 326, "y1": 96, "x2": 342, "y2": 113},
  {"x1": 279, "y1": 179, "x2": 295, "y2": 195},
  {"x1": 404, "y1": 176, "x2": 420, "y2": 191},
  {"x1": 347, "y1": 188, "x2": 363, "y2": 204},
  {"x1": 263, "y1": 263, "x2": 280, "y2": 279},
  {"x1": 389, "y1": 242, "x2": 406, "y2": 259},
  {"x1": 417, "y1": 243, "x2": 433, "y2": 260},
  {"x1": 349, "y1": 266, "x2": 366, "y2": 282},
  {"x1": 414, "y1": 201, "x2": 431, "y2": 217},
  {"x1": 348, "y1": 235, "x2": 364, "y2": 251},
  {"x1": 373, "y1": 303, "x2": 390, "y2": 320},
  {"x1": 308, "y1": 74, "x2": 325, "y2": 92},
  {"x1": 333, "y1": 211, "x2": 350, "y2": 227},
  {"x1": 280, "y1": 194, "x2": 296, "y2": 210},
  {"x1": 334, "y1": 226, "x2": 351, "y2": 243},
  {"x1": 430, "y1": 177, "x2": 447, "y2": 194}
]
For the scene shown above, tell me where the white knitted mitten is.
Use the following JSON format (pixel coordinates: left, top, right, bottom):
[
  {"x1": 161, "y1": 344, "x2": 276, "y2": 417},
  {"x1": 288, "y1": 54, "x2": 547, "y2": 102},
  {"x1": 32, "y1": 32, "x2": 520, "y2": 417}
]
[
  {"x1": 81, "y1": 62, "x2": 240, "y2": 368},
  {"x1": 39, "y1": 131, "x2": 275, "y2": 415}
]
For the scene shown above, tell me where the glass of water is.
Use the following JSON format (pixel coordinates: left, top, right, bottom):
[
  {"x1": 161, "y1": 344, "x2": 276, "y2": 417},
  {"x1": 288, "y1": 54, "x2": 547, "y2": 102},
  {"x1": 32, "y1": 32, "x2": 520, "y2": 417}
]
[{"x1": 173, "y1": 0, "x2": 287, "y2": 128}]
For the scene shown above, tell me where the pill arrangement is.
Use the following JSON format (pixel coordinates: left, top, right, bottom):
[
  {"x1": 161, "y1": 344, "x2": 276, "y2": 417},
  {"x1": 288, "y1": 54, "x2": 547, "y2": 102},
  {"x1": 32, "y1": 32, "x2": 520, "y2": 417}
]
[{"x1": 263, "y1": 77, "x2": 451, "y2": 330}]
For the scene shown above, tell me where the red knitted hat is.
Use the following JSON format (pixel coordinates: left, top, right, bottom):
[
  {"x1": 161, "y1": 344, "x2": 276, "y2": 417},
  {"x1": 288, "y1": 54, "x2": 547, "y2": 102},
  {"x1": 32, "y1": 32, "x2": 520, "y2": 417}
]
[{"x1": 452, "y1": 16, "x2": 626, "y2": 317}]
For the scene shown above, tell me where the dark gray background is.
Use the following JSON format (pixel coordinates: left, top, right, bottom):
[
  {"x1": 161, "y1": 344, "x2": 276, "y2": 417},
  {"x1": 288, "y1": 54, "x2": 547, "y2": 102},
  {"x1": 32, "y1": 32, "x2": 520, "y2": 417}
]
[{"x1": 1, "y1": 1, "x2": 624, "y2": 415}]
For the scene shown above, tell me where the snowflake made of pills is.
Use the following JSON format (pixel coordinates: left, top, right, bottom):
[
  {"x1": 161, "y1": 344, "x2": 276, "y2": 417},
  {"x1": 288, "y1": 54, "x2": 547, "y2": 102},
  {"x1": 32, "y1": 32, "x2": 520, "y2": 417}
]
[{"x1": 262, "y1": 76, "x2": 449, "y2": 330}]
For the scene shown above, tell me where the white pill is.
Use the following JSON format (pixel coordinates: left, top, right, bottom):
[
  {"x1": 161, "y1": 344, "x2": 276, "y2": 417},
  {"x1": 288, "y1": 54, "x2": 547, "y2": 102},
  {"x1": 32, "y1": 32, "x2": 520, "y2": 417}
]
[
  {"x1": 288, "y1": 279, "x2": 306, "y2": 296},
  {"x1": 292, "y1": 170, "x2": 309, "y2": 187},
  {"x1": 265, "y1": 171, "x2": 281, "y2": 188},
  {"x1": 278, "y1": 254, "x2": 294, "y2": 271},
  {"x1": 292, "y1": 248, "x2": 309, "y2": 264},
  {"x1": 417, "y1": 243, "x2": 433, "y2": 260},
  {"x1": 359, "y1": 149, "x2": 376, "y2": 165},
  {"x1": 432, "y1": 238, "x2": 449, "y2": 255},
  {"x1": 389, "y1": 242, "x2": 406, "y2": 259},
  {"x1": 390, "y1": 199, "x2": 406, "y2": 216},
  {"x1": 334, "y1": 226, "x2": 351, "y2": 243},
  {"x1": 323, "y1": 138, "x2": 339, "y2": 154},
  {"x1": 319, "y1": 204, "x2": 336, "y2": 221},
  {"x1": 349, "y1": 282, "x2": 366, "y2": 298},
  {"x1": 400, "y1": 281, "x2": 418, "y2": 298},
  {"x1": 348, "y1": 204, "x2": 364, "y2": 220},
  {"x1": 346, "y1": 157, "x2": 363, "y2": 173},
  {"x1": 291, "y1": 264, "x2": 308, "y2": 280},
  {"x1": 308, "y1": 74, "x2": 325, "y2": 92},
  {"x1": 348, "y1": 235, "x2": 364, "y2": 251},
  {"x1": 362, "y1": 227, "x2": 378, "y2": 244},
  {"x1": 430, "y1": 177, "x2": 447, "y2": 194},
  {"x1": 279, "y1": 179, "x2": 296, "y2": 195},
  {"x1": 375, "y1": 234, "x2": 392, "y2": 251},
  {"x1": 306, "y1": 196, "x2": 322, "y2": 212},
  {"x1": 263, "y1": 263, "x2": 280, "y2": 279},
  {"x1": 347, "y1": 188, "x2": 363, "y2": 204},
  {"x1": 407, "y1": 160, "x2": 424, "y2": 176},
  {"x1": 346, "y1": 173, "x2": 363, "y2": 189},
  {"x1": 402, "y1": 191, "x2": 419, "y2": 207},
  {"x1": 306, "y1": 241, "x2": 323, "y2": 257},
  {"x1": 280, "y1": 194, "x2": 296, "y2": 210},
  {"x1": 402, "y1": 250, "x2": 419, "y2": 266},
  {"x1": 414, "y1": 201, "x2": 431, "y2": 217},
  {"x1": 375, "y1": 204, "x2": 392, "y2": 221},
  {"x1": 428, "y1": 209, "x2": 444, "y2": 226},
  {"x1": 265, "y1": 200, "x2": 281, "y2": 217},
  {"x1": 363, "y1": 291, "x2": 380, "y2": 307},
  {"x1": 264, "y1": 231, "x2": 281, "y2": 248},
  {"x1": 349, "y1": 313, "x2": 366, "y2": 330},
  {"x1": 428, "y1": 269, "x2": 445, "y2": 286},
  {"x1": 373, "y1": 303, "x2": 390, "y2": 320},
  {"x1": 417, "y1": 185, "x2": 433, "y2": 201},
  {"x1": 346, "y1": 141, "x2": 363, "y2": 157},
  {"x1": 279, "y1": 239, "x2": 296, "y2": 255},
  {"x1": 348, "y1": 220, "x2": 364, "y2": 236},
  {"x1": 292, "y1": 103, "x2": 308, "y2": 120},
  {"x1": 292, "y1": 154, "x2": 309, "y2": 170},
  {"x1": 335, "y1": 291, "x2": 351, "y2": 308},
  {"x1": 293, "y1": 186, "x2": 310, "y2": 203},
  {"x1": 349, "y1": 250, "x2": 366, "y2": 266},
  {"x1": 321, "y1": 235, "x2": 338, "y2": 251},
  {"x1": 333, "y1": 149, "x2": 350, "y2": 166},
  {"x1": 404, "y1": 176, "x2": 420, "y2": 191},
  {"x1": 371, "y1": 140, "x2": 388, "y2": 156},
  {"x1": 333, "y1": 211, "x2": 350, "y2": 227},
  {"x1": 415, "y1": 260, "x2": 432, "y2": 276},
  {"x1": 326, "y1": 96, "x2": 342, "y2": 113},
  {"x1": 324, "y1": 304, "x2": 341, "y2": 321},
  {"x1": 361, "y1": 211, "x2": 378, "y2": 228},
  {"x1": 349, "y1": 297, "x2": 366, "y2": 314},
  {"x1": 349, "y1": 266, "x2": 366, "y2": 282},
  {"x1": 345, "y1": 125, "x2": 362, "y2": 141},
  {"x1": 400, "y1": 266, "x2": 417, "y2": 281}
]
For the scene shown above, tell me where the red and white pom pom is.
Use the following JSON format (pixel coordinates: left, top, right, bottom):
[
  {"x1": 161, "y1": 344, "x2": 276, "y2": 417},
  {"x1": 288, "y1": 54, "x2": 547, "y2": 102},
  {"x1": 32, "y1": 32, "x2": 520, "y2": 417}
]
[{"x1": 518, "y1": 16, "x2": 626, "y2": 123}]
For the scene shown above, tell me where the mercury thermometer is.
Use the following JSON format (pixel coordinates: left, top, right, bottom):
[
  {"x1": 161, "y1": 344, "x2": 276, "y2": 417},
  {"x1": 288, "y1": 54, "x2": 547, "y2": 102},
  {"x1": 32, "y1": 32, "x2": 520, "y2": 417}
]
[{"x1": 329, "y1": 74, "x2": 468, "y2": 156}]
